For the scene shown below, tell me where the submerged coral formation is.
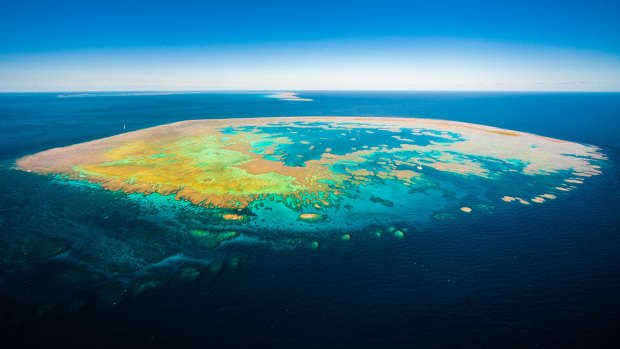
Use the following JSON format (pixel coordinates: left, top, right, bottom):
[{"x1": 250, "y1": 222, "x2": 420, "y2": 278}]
[
  {"x1": 17, "y1": 117, "x2": 605, "y2": 221},
  {"x1": 12, "y1": 116, "x2": 607, "y2": 302}
]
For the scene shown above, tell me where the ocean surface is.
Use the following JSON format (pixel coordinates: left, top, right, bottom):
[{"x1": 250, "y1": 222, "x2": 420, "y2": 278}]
[{"x1": 1, "y1": 91, "x2": 619, "y2": 348}]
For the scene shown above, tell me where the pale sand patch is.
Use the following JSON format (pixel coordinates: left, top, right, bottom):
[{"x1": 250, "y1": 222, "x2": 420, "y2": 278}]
[
  {"x1": 501, "y1": 196, "x2": 516, "y2": 202},
  {"x1": 517, "y1": 198, "x2": 530, "y2": 205},
  {"x1": 556, "y1": 187, "x2": 571, "y2": 191},
  {"x1": 460, "y1": 207, "x2": 472, "y2": 213},
  {"x1": 541, "y1": 193, "x2": 557, "y2": 199},
  {"x1": 565, "y1": 179, "x2": 584, "y2": 184},
  {"x1": 531, "y1": 197, "x2": 545, "y2": 203}
]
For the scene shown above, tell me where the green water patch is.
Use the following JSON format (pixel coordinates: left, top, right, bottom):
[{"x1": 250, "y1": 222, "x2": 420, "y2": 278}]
[{"x1": 189, "y1": 229, "x2": 240, "y2": 249}]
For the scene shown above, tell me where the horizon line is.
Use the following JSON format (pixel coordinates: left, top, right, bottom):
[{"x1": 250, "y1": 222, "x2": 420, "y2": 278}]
[{"x1": 1, "y1": 89, "x2": 619, "y2": 94}]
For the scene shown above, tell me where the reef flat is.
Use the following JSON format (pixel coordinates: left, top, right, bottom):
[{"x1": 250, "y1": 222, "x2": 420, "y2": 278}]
[
  {"x1": 17, "y1": 116, "x2": 605, "y2": 232},
  {"x1": 8, "y1": 116, "x2": 608, "y2": 309}
]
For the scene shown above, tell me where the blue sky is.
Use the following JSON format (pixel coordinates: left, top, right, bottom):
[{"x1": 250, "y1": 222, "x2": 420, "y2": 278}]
[{"x1": 1, "y1": 0, "x2": 619, "y2": 91}]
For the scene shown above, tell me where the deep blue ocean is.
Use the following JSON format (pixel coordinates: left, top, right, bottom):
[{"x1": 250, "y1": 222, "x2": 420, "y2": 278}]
[{"x1": 1, "y1": 92, "x2": 619, "y2": 348}]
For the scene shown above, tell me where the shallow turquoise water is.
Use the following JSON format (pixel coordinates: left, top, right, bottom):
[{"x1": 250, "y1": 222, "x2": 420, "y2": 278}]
[{"x1": 0, "y1": 92, "x2": 619, "y2": 348}]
